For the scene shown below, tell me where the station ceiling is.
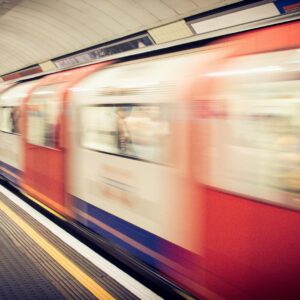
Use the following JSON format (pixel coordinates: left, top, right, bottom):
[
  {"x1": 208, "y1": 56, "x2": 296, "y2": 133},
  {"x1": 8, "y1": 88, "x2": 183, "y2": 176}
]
[{"x1": 0, "y1": 0, "x2": 242, "y2": 75}]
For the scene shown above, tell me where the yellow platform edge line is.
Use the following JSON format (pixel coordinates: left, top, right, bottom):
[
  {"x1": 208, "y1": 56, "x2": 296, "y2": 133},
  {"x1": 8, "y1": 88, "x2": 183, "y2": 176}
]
[{"x1": 0, "y1": 200, "x2": 115, "y2": 300}]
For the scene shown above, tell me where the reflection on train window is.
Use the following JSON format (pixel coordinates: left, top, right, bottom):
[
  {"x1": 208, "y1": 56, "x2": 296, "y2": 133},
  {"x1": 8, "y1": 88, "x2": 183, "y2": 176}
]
[
  {"x1": 202, "y1": 48, "x2": 300, "y2": 209},
  {"x1": 81, "y1": 106, "x2": 119, "y2": 154},
  {"x1": 81, "y1": 104, "x2": 170, "y2": 163},
  {"x1": 27, "y1": 84, "x2": 62, "y2": 148},
  {"x1": 0, "y1": 106, "x2": 20, "y2": 134},
  {"x1": 227, "y1": 80, "x2": 300, "y2": 193},
  {"x1": 206, "y1": 80, "x2": 300, "y2": 208}
]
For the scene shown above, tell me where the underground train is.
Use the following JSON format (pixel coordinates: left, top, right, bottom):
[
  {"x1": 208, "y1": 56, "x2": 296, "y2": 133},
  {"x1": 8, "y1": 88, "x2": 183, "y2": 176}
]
[{"x1": 0, "y1": 20, "x2": 300, "y2": 300}]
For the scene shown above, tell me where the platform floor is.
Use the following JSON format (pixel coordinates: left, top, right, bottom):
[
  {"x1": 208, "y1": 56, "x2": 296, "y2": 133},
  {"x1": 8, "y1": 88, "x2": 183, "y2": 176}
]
[{"x1": 0, "y1": 187, "x2": 157, "y2": 300}]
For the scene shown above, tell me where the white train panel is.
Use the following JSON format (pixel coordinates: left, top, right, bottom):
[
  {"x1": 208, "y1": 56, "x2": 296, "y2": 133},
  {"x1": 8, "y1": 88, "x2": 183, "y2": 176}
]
[{"x1": 0, "y1": 81, "x2": 36, "y2": 173}]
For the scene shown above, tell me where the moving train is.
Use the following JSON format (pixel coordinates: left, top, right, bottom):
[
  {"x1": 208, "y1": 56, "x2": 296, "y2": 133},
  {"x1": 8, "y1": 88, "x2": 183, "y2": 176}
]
[{"x1": 0, "y1": 20, "x2": 300, "y2": 299}]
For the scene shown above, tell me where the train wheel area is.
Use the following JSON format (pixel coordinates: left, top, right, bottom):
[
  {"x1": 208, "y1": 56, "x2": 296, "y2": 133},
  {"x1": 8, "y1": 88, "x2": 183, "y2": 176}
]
[{"x1": 0, "y1": 184, "x2": 164, "y2": 300}]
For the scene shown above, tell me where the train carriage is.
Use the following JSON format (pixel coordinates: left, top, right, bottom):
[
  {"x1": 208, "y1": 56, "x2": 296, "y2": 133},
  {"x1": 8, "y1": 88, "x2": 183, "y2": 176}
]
[
  {"x1": 191, "y1": 20, "x2": 300, "y2": 299},
  {"x1": 67, "y1": 52, "x2": 208, "y2": 279}
]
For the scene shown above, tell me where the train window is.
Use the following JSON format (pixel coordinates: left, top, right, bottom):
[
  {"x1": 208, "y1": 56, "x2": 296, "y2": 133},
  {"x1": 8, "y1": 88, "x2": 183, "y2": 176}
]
[
  {"x1": 81, "y1": 106, "x2": 119, "y2": 154},
  {"x1": 27, "y1": 84, "x2": 62, "y2": 148},
  {"x1": 81, "y1": 104, "x2": 170, "y2": 163},
  {"x1": 0, "y1": 106, "x2": 20, "y2": 134},
  {"x1": 197, "y1": 48, "x2": 300, "y2": 209}
]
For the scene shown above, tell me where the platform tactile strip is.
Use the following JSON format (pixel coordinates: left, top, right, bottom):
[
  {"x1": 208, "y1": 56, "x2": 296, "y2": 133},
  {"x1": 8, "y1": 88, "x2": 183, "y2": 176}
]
[{"x1": 0, "y1": 226, "x2": 65, "y2": 300}]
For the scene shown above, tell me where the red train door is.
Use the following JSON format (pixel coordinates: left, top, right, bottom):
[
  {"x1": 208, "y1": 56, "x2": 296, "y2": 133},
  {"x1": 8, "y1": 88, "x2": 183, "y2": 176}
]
[
  {"x1": 22, "y1": 63, "x2": 108, "y2": 216},
  {"x1": 22, "y1": 82, "x2": 67, "y2": 214}
]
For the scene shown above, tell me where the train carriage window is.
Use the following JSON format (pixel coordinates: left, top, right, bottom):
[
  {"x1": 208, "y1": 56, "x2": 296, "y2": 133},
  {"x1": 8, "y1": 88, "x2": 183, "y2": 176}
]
[
  {"x1": 198, "y1": 48, "x2": 300, "y2": 209},
  {"x1": 0, "y1": 106, "x2": 20, "y2": 134},
  {"x1": 81, "y1": 106, "x2": 119, "y2": 154},
  {"x1": 27, "y1": 84, "x2": 62, "y2": 148},
  {"x1": 81, "y1": 104, "x2": 171, "y2": 163}
]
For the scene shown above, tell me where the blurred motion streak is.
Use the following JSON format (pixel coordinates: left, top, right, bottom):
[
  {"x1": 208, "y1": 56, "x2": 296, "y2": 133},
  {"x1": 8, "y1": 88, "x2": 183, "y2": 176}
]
[{"x1": 0, "y1": 20, "x2": 300, "y2": 300}]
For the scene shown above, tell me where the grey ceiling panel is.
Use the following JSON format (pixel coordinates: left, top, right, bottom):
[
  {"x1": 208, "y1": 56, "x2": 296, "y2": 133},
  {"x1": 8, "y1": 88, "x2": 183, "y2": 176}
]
[{"x1": 0, "y1": 0, "x2": 241, "y2": 75}]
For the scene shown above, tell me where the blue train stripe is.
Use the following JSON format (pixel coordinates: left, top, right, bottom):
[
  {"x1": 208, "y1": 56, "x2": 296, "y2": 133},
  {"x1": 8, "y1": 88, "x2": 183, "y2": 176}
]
[
  {"x1": 0, "y1": 161, "x2": 21, "y2": 186},
  {"x1": 72, "y1": 195, "x2": 200, "y2": 273}
]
